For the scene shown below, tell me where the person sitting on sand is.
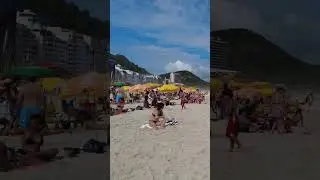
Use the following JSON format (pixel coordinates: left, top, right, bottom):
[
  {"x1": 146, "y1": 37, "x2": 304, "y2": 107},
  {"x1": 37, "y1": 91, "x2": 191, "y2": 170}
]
[
  {"x1": 20, "y1": 114, "x2": 58, "y2": 166},
  {"x1": 149, "y1": 102, "x2": 165, "y2": 130}
]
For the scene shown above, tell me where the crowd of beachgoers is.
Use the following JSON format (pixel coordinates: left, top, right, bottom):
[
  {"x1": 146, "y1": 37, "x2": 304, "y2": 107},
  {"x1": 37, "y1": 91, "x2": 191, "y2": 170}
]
[
  {"x1": 110, "y1": 85, "x2": 207, "y2": 129},
  {"x1": 0, "y1": 73, "x2": 109, "y2": 172},
  {"x1": 211, "y1": 80, "x2": 313, "y2": 151}
]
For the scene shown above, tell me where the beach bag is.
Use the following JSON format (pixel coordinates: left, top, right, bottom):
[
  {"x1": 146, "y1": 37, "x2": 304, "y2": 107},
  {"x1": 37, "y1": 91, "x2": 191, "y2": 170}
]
[{"x1": 82, "y1": 139, "x2": 107, "y2": 154}]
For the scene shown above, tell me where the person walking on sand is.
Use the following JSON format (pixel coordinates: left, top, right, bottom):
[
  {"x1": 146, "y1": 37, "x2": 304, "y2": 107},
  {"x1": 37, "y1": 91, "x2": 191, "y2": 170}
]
[
  {"x1": 181, "y1": 92, "x2": 187, "y2": 110},
  {"x1": 17, "y1": 77, "x2": 44, "y2": 129},
  {"x1": 226, "y1": 107, "x2": 241, "y2": 152}
]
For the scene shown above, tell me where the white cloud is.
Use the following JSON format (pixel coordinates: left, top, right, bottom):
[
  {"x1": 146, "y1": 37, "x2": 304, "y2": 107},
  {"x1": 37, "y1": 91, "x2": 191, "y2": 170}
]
[
  {"x1": 165, "y1": 60, "x2": 193, "y2": 72},
  {"x1": 111, "y1": 0, "x2": 210, "y2": 52},
  {"x1": 111, "y1": 0, "x2": 210, "y2": 79}
]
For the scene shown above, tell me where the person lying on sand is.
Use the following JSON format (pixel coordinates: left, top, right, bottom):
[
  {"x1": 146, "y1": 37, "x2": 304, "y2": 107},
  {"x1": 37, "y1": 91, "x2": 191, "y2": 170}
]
[
  {"x1": 149, "y1": 102, "x2": 165, "y2": 130},
  {"x1": 20, "y1": 115, "x2": 58, "y2": 166}
]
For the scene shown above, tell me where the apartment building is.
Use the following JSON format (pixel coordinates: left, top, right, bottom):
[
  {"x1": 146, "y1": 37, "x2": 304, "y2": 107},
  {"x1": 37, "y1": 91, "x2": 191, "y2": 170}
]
[
  {"x1": 0, "y1": 9, "x2": 16, "y2": 71},
  {"x1": 15, "y1": 9, "x2": 107, "y2": 75},
  {"x1": 210, "y1": 36, "x2": 229, "y2": 71}
]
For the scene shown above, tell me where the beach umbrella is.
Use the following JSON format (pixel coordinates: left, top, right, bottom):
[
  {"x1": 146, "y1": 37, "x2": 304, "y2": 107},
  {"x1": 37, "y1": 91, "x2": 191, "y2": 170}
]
[
  {"x1": 144, "y1": 83, "x2": 161, "y2": 88},
  {"x1": 7, "y1": 66, "x2": 56, "y2": 77},
  {"x1": 122, "y1": 86, "x2": 130, "y2": 91},
  {"x1": 62, "y1": 72, "x2": 107, "y2": 97},
  {"x1": 159, "y1": 84, "x2": 179, "y2": 92},
  {"x1": 41, "y1": 77, "x2": 66, "y2": 92},
  {"x1": 258, "y1": 88, "x2": 273, "y2": 96},
  {"x1": 113, "y1": 82, "x2": 125, "y2": 87},
  {"x1": 211, "y1": 78, "x2": 223, "y2": 90},
  {"x1": 235, "y1": 88, "x2": 261, "y2": 98},
  {"x1": 129, "y1": 84, "x2": 150, "y2": 92},
  {"x1": 249, "y1": 81, "x2": 272, "y2": 88},
  {"x1": 184, "y1": 87, "x2": 196, "y2": 93}
]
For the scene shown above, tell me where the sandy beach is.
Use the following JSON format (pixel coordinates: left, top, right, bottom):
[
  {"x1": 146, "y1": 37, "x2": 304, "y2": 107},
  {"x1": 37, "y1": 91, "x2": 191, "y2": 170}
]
[
  {"x1": 211, "y1": 99, "x2": 320, "y2": 180},
  {"x1": 110, "y1": 99, "x2": 210, "y2": 180},
  {"x1": 0, "y1": 130, "x2": 108, "y2": 180}
]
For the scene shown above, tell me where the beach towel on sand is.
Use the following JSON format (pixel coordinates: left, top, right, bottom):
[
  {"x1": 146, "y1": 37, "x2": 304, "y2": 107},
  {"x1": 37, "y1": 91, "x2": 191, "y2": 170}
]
[{"x1": 140, "y1": 118, "x2": 178, "y2": 129}]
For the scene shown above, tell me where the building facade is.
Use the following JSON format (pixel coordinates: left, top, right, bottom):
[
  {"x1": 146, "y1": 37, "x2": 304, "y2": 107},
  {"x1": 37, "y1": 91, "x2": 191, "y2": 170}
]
[
  {"x1": 210, "y1": 37, "x2": 229, "y2": 71},
  {"x1": 15, "y1": 9, "x2": 107, "y2": 75},
  {"x1": 0, "y1": 8, "x2": 17, "y2": 72}
]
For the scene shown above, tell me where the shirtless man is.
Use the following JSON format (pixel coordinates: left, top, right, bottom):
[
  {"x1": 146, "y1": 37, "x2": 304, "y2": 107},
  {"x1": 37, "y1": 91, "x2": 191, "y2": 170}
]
[{"x1": 18, "y1": 77, "x2": 44, "y2": 129}]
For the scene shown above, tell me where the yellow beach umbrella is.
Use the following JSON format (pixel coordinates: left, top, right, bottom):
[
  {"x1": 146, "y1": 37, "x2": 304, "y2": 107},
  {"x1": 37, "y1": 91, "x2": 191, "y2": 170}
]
[
  {"x1": 258, "y1": 88, "x2": 273, "y2": 96},
  {"x1": 159, "y1": 84, "x2": 179, "y2": 92},
  {"x1": 122, "y1": 86, "x2": 130, "y2": 91},
  {"x1": 211, "y1": 78, "x2": 222, "y2": 90},
  {"x1": 41, "y1": 77, "x2": 65, "y2": 92},
  {"x1": 249, "y1": 81, "x2": 272, "y2": 88}
]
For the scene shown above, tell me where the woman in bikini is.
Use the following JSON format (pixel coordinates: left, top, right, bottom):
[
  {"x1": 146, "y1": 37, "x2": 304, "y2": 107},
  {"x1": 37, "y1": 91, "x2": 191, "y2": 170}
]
[{"x1": 149, "y1": 102, "x2": 165, "y2": 130}]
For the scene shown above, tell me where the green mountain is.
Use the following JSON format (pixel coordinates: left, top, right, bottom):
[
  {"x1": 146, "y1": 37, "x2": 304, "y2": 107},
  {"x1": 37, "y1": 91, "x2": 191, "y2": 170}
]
[
  {"x1": 110, "y1": 54, "x2": 150, "y2": 74},
  {"x1": 159, "y1": 71, "x2": 209, "y2": 87},
  {"x1": 211, "y1": 28, "x2": 320, "y2": 86},
  {"x1": 17, "y1": 0, "x2": 108, "y2": 39}
]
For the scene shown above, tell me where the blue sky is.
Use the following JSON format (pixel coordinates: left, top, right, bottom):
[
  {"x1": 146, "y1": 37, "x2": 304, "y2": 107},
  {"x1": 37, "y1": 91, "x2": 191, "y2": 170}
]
[{"x1": 110, "y1": 0, "x2": 210, "y2": 81}]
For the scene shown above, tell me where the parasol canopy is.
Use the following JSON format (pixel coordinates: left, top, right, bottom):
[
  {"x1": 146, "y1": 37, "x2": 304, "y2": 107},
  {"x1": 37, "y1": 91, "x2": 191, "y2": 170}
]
[
  {"x1": 184, "y1": 87, "x2": 196, "y2": 93},
  {"x1": 122, "y1": 86, "x2": 130, "y2": 91},
  {"x1": 62, "y1": 72, "x2": 107, "y2": 97},
  {"x1": 159, "y1": 84, "x2": 179, "y2": 92},
  {"x1": 113, "y1": 82, "x2": 126, "y2": 87},
  {"x1": 41, "y1": 77, "x2": 65, "y2": 92},
  {"x1": 144, "y1": 83, "x2": 161, "y2": 88},
  {"x1": 129, "y1": 84, "x2": 150, "y2": 93}
]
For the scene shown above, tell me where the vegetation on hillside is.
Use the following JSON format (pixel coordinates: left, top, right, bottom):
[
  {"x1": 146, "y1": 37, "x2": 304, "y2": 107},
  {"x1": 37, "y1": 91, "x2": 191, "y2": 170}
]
[
  {"x1": 159, "y1": 70, "x2": 209, "y2": 87},
  {"x1": 211, "y1": 28, "x2": 320, "y2": 85},
  {"x1": 17, "y1": 0, "x2": 108, "y2": 39}
]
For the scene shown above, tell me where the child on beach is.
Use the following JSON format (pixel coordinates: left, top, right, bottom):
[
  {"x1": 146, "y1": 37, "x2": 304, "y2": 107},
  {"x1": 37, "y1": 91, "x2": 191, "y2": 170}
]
[{"x1": 226, "y1": 107, "x2": 242, "y2": 152}]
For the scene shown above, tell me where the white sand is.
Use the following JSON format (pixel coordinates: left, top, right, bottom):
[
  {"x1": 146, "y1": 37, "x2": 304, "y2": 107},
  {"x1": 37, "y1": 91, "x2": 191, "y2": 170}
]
[{"x1": 110, "y1": 100, "x2": 210, "y2": 180}]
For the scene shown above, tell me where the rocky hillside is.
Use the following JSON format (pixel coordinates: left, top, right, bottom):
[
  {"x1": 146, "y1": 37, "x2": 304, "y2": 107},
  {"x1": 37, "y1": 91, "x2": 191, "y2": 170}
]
[{"x1": 211, "y1": 28, "x2": 320, "y2": 86}]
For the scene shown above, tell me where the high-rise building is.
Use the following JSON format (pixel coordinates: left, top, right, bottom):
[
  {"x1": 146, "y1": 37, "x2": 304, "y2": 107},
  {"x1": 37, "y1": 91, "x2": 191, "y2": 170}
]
[
  {"x1": 15, "y1": 9, "x2": 107, "y2": 75},
  {"x1": 210, "y1": 37, "x2": 228, "y2": 71},
  {"x1": 0, "y1": 7, "x2": 17, "y2": 72}
]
